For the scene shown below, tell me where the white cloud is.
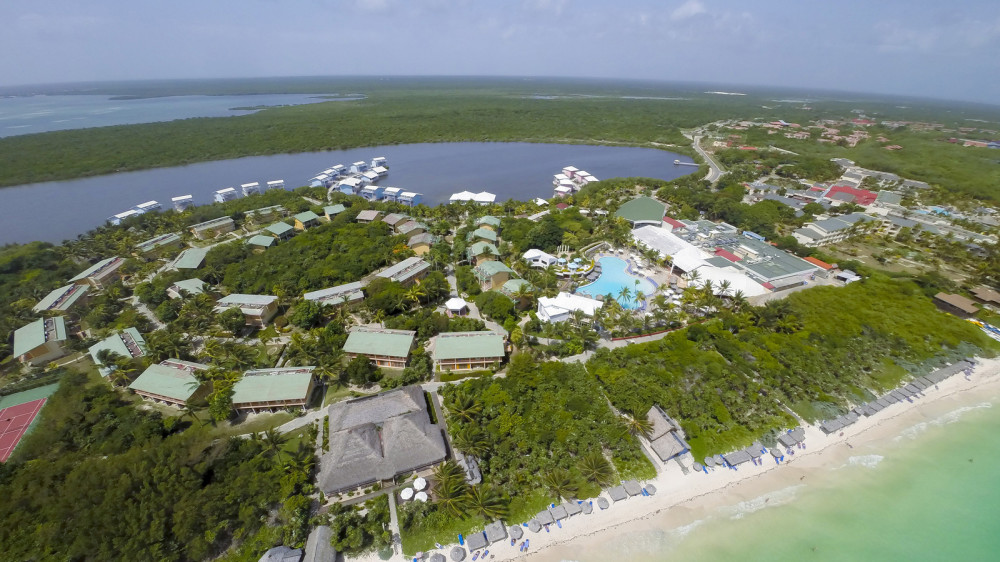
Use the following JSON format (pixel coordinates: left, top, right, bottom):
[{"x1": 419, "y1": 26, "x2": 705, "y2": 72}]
[{"x1": 671, "y1": 0, "x2": 706, "y2": 21}]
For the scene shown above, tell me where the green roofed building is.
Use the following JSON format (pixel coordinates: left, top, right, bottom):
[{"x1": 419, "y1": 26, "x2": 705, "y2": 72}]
[
  {"x1": 232, "y1": 367, "x2": 316, "y2": 413},
  {"x1": 294, "y1": 211, "x2": 321, "y2": 230},
  {"x1": 70, "y1": 256, "x2": 125, "y2": 289},
  {"x1": 467, "y1": 227, "x2": 498, "y2": 243},
  {"x1": 173, "y1": 247, "x2": 209, "y2": 270},
  {"x1": 473, "y1": 260, "x2": 514, "y2": 290},
  {"x1": 13, "y1": 317, "x2": 68, "y2": 366},
  {"x1": 324, "y1": 204, "x2": 346, "y2": 220},
  {"x1": 343, "y1": 327, "x2": 416, "y2": 369},
  {"x1": 615, "y1": 196, "x2": 667, "y2": 227},
  {"x1": 246, "y1": 234, "x2": 277, "y2": 249},
  {"x1": 500, "y1": 278, "x2": 534, "y2": 301},
  {"x1": 431, "y1": 331, "x2": 506, "y2": 371},
  {"x1": 135, "y1": 232, "x2": 182, "y2": 256},
  {"x1": 167, "y1": 278, "x2": 206, "y2": 299},
  {"x1": 128, "y1": 360, "x2": 208, "y2": 407},
  {"x1": 376, "y1": 256, "x2": 430, "y2": 286},
  {"x1": 33, "y1": 284, "x2": 90, "y2": 313},
  {"x1": 466, "y1": 241, "x2": 499, "y2": 265},
  {"x1": 265, "y1": 221, "x2": 295, "y2": 241},
  {"x1": 476, "y1": 216, "x2": 502, "y2": 231},
  {"x1": 88, "y1": 327, "x2": 148, "y2": 377}
]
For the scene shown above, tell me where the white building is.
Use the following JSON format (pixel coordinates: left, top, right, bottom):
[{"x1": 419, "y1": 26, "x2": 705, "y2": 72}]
[
  {"x1": 537, "y1": 292, "x2": 603, "y2": 323},
  {"x1": 171, "y1": 195, "x2": 194, "y2": 211},
  {"x1": 134, "y1": 201, "x2": 161, "y2": 213},
  {"x1": 350, "y1": 161, "x2": 369, "y2": 174},
  {"x1": 523, "y1": 249, "x2": 558, "y2": 268},
  {"x1": 214, "y1": 187, "x2": 238, "y2": 203},
  {"x1": 266, "y1": 180, "x2": 285, "y2": 191},
  {"x1": 241, "y1": 182, "x2": 261, "y2": 197}
]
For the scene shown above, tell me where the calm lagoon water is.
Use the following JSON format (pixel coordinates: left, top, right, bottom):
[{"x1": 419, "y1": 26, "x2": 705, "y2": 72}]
[
  {"x1": 0, "y1": 93, "x2": 358, "y2": 137},
  {"x1": 0, "y1": 142, "x2": 694, "y2": 244}
]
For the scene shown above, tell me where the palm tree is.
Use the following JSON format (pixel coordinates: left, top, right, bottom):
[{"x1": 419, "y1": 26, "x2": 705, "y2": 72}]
[
  {"x1": 446, "y1": 391, "x2": 482, "y2": 423},
  {"x1": 617, "y1": 286, "x2": 632, "y2": 304},
  {"x1": 453, "y1": 426, "x2": 489, "y2": 457},
  {"x1": 432, "y1": 459, "x2": 465, "y2": 484},
  {"x1": 579, "y1": 452, "x2": 615, "y2": 486},
  {"x1": 623, "y1": 414, "x2": 654, "y2": 439},
  {"x1": 405, "y1": 284, "x2": 426, "y2": 306},
  {"x1": 542, "y1": 468, "x2": 579, "y2": 502},
  {"x1": 262, "y1": 428, "x2": 289, "y2": 459},
  {"x1": 465, "y1": 485, "x2": 508, "y2": 521}
]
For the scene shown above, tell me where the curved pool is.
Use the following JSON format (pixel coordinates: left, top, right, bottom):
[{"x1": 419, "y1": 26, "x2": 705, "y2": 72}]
[{"x1": 577, "y1": 256, "x2": 655, "y2": 309}]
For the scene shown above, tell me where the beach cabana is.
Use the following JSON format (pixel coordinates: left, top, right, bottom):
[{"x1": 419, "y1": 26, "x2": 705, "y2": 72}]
[
  {"x1": 645, "y1": 484, "x2": 657, "y2": 496},
  {"x1": 723, "y1": 450, "x2": 752, "y2": 466},
  {"x1": 466, "y1": 532, "x2": 488, "y2": 551},
  {"x1": 509, "y1": 525, "x2": 524, "y2": 540},
  {"x1": 704, "y1": 456, "x2": 716, "y2": 468},
  {"x1": 536, "y1": 510, "x2": 555, "y2": 525},
  {"x1": 484, "y1": 521, "x2": 507, "y2": 544},
  {"x1": 430, "y1": 554, "x2": 446, "y2": 562},
  {"x1": 564, "y1": 502, "x2": 582, "y2": 516},
  {"x1": 582, "y1": 502, "x2": 593, "y2": 514},
  {"x1": 623, "y1": 480, "x2": 643, "y2": 497},
  {"x1": 693, "y1": 462, "x2": 704, "y2": 473},
  {"x1": 714, "y1": 454, "x2": 725, "y2": 466},
  {"x1": 597, "y1": 497, "x2": 610, "y2": 510},
  {"x1": 608, "y1": 486, "x2": 628, "y2": 502},
  {"x1": 527, "y1": 520, "x2": 542, "y2": 533},
  {"x1": 548, "y1": 505, "x2": 568, "y2": 520},
  {"x1": 450, "y1": 546, "x2": 467, "y2": 561}
]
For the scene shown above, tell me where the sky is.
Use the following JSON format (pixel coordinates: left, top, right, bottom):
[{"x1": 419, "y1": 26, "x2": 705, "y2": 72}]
[{"x1": 2, "y1": 0, "x2": 999, "y2": 104}]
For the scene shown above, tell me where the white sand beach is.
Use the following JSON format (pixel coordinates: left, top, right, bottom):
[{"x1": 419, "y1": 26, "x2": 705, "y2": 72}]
[{"x1": 349, "y1": 357, "x2": 1000, "y2": 562}]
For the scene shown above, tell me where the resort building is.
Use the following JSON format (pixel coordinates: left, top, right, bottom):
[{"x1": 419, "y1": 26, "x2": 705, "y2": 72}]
[
  {"x1": 33, "y1": 284, "x2": 90, "y2": 314},
  {"x1": 241, "y1": 182, "x2": 261, "y2": 197},
  {"x1": 319, "y1": 386, "x2": 447, "y2": 494},
  {"x1": 646, "y1": 405, "x2": 691, "y2": 462},
  {"x1": 356, "y1": 210, "x2": 381, "y2": 224},
  {"x1": 231, "y1": 367, "x2": 316, "y2": 413},
  {"x1": 166, "y1": 278, "x2": 206, "y2": 299},
  {"x1": 473, "y1": 261, "x2": 514, "y2": 290},
  {"x1": 467, "y1": 227, "x2": 498, "y2": 244},
  {"x1": 449, "y1": 191, "x2": 496, "y2": 205},
  {"x1": 189, "y1": 217, "x2": 235, "y2": 240},
  {"x1": 431, "y1": 331, "x2": 506, "y2": 371},
  {"x1": 324, "y1": 204, "x2": 346, "y2": 220},
  {"x1": 134, "y1": 201, "x2": 161, "y2": 214},
  {"x1": 134, "y1": 232, "x2": 182, "y2": 257},
  {"x1": 523, "y1": 249, "x2": 558, "y2": 268},
  {"x1": 376, "y1": 257, "x2": 431, "y2": 286},
  {"x1": 303, "y1": 526, "x2": 337, "y2": 562},
  {"x1": 397, "y1": 220, "x2": 428, "y2": 237},
  {"x1": 399, "y1": 192, "x2": 423, "y2": 207},
  {"x1": 361, "y1": 184, "x2": 384, "y2": 200},
  {"x1": 971, "y1": 286, "x2": 1000, "y2": 307},
  {"x1": 246, "y1": 235, "x2": 277, "y2": 250},
  {"x1": 338, "y1": 177, "x2": 363, "y2": 194},
  {"x1": 171, "y1": 195, "x2": 194, "y2": 211},
  {"x1": 303, "y1": 281, "x2": 365, "y2": 307},
  {"x1": 214, "y1": 187, "x2": 238, "y2": 203},
  {"x1": 933, "y1": 292, "x2": 979, "y2": 318},
  {"x1": 89, "y1": 327, "x2": 148, "y2": 377},
  {"x1": 350, "y1": 161, "x2": 369, "y2": 174},
  {"x1": 265, "y1": 221, "x2": 295, "y2": 241},
  {"x1": 445, "y1": 297, "x2": 470, "y2": 316},
  {"x1": 244, "y1": 205, "x2": 286, "y2": 225},
  {"x1": 343, "y1": 327, "x2": 417, "y2": 369},
  {"x1": 476, "y1": 216, "x2": 502, "y2": 232},
  {"x1": 70, "y1": 257, "x2": 125, "y2": 290},
  {"x1": 173, "y1": 247, "x2": 209, "y2": 270},
  {"x1": 13, "y1": 317, "x2": 68, "y2": 366},
  {"x1": 792, "y1": 213, "x2": 876, "y2": 247},
  {"x1": 466, "y1": 241, "x2": 499, "y2": 265},
  {"x1": 382, "y1": 213, "x2": 410, "y2": 230},
  {"x1": 128, "y1": 359, "x2": 209, "y2": 407},
  {"x1": 108, "y1": 209, "x2": 140, "y2": 225},
  {"x1": 408, "y1": 232, "x2": 436, "y2": 255},
  {"x1": 266, "y1": 179, "x2": 285, "y2": 191},
  {"x1": 383, "y1": 187, "x2": 403, "y2": 203},
  {"x1": 536, "y1": 292, "x2": 603, "y2": 323},
  {"x1": 293, "y1": 211, "x2": 321, "y2": 230},
  {"x1": 214, "y1": 294, "x2": 279, "y2": 327},
  {"x1": 500, "y1": 279, "x2": 534, "y2": 304},
  {"x1": 614, "y1": 196, "x2": 667, "y2": 227}
]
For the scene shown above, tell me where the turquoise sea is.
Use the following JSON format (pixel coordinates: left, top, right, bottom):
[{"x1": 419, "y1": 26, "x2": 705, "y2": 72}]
[{"x1": 544, "y1": 387, "x2": 1000, "y2": 562}]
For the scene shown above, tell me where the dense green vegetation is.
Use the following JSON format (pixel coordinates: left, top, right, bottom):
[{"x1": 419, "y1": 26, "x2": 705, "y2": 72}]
[
  {"x1": 0, "y1": 372, "x2": 316, "y2": 560},
  {"x1": 587, "y1": 277, "x2": 996, "y2": 459}
]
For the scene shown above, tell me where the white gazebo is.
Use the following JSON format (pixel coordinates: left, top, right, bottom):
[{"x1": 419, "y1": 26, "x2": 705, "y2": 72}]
[{"x1": 445, "y1": 297, "x2": 469, "y2": 316}]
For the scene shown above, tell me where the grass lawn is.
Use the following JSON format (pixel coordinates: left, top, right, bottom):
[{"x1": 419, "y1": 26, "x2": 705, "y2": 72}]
[
  {"x1": 210, "y1": 411, "x2": 296, "y2": 438},
  {"x1": 400, "y1": 510, "x2": 484, "y2": 556}
]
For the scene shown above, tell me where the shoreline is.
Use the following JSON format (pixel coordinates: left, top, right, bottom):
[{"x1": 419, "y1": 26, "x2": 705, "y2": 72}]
[{"x1": 355, "y1": 357, "x2": 1000, "y2": 562}]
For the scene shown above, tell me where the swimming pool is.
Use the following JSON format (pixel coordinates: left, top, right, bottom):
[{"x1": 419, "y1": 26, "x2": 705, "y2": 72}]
[{"x1": 577, "y1": 256, "x2": 655, "y2": 309}]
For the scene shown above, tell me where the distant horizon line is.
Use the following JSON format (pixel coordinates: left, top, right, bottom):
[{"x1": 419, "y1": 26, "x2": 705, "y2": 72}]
[{"x1": 1, "y1": 74, "x2": 997, "y2": 110}]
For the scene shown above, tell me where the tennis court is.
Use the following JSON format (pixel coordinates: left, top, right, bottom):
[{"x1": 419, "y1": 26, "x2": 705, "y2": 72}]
[{"x1": 0, "y1": 398, "x2": 46, "y2": 462}]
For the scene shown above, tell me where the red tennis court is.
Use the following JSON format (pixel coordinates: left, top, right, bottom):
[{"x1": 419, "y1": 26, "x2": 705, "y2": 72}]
[{"x1": 0, "y1": 398, "x2": 46, "y2": 462}]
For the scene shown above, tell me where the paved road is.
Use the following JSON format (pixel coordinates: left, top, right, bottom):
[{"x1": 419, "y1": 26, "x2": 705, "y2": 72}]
[{"x1": 691, "y1": 134, "x2": 725, "y2": 183}]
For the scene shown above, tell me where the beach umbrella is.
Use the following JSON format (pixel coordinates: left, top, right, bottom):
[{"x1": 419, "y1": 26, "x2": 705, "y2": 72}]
[
  {"x1": 582, "y1": 502, "x2": 593, "y2": 515},
  {"x1": 400, "y1": 488, "x2": 414, "y2": 501},
  {"x1": 415, "y1": 491, "x2": 429, "y2": 502},
  {"x1": 414, "y1": 477, "x2": 427, "y2": 491},
  {"x1": 509, "y1": 525, "x2": 524, "y2": 540},
  {"x1": 770, "y1": 448, "x2": 783, "y2": 458},
  {"x1": 704, "y1": 456, "x2": 716, "y2": 467},
  {"x1": 645, "y1": 484, "x2": 657, "y2": 496},
  {"x1": 693, "y1": 462, "x2": 704, "y2": 473},
  {"x1": 597, "y1": 497, "x2": 610, "y2": 510},
  {"x1": 528, "y1": 519, "x2": 542, "y2": 533},
  {"x1": 450, "y1": 547, "x2": 466, "y2": 561},
  {"x1": 429, "y1": 554, "x2": 446, "y2": 562}
]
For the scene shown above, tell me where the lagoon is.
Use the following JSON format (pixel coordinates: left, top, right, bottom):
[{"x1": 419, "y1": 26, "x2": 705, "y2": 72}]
[{"x1": 0, "y1": 142, "x2": 695, "y2": 244}]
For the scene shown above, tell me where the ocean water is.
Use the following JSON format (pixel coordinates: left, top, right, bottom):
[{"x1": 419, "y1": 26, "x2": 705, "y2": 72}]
[{"x1": 553, "y1": 395, "x2": 1000, "y2": 561}]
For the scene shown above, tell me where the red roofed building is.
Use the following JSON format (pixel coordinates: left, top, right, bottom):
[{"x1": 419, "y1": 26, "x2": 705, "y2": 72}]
[
  {"x1": 804, "y1": 256, "x2": 833, "y2": 270},
  {"x1": 663, "y1": 216, "x2": 685, "y2": 230},
  {"x1": 714, "y1": 248, "x2": 742, "y2": 262},
  {"x1": 825, "y1": 185, "x2": 877, "y2": 206},
  {"x1": 554, "y1": 203, "x2": 570, "y2": 210},
  {"x1": 739, "y1": 146, "x2": 758, "y2": 151}
]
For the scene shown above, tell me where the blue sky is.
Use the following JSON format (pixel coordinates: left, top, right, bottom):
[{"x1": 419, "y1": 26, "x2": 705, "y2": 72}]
[{"x1": 3, "y1": 0, "x2": 998, "y2": 103}]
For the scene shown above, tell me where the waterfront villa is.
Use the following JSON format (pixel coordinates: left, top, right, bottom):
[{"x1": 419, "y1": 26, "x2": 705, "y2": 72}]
[
  {"x1": 324, "y1": 204, "x2": 346, "y2": 220},
  {"x1": 293, "y1": 211, "x2": 321, "y2": 230},
  {"x1": 536, "y1": 292, "x2": 602, "y2": 323},
  {"x1": 449, "y1": 191, "x2": 496, "y2": 205},
  {"x1": 473, "y1": 261, "x2": 514, "y2": 290},
  {"x1": 88, "y1": 327, "x2": 148, "y2": 377},
  {"x1": 241, "y1": 182, "x2": 261, "y2": 197},
  {"x1": 376, "y1": 257, "x2": 431, "y2": 286},
  {"x1": 266, "y1": 179, "x2": 285, "y2": 191},
  {"x1": 646, "y1": 405, "x2": 691, "y2": 462},
  {"x1": 356, "y1": 210, "x2": 381, "y2": 224},
  {"x1": 523, "y1": 248, "x2": 558, "y2": 268},
  {"x1": 231, "y1": 367, "x2": 316, "y2": 413},
  {"x1": 33, "y1": 284, "x2": 90, "y2": 314},
  {"x1": 128, "y1": 359, "x2": 209, "y2": 407},
  {"x1": 319, "y1": 386, "x2": 447, "y2": 494},
  {"x1": 13, "y1": 317, "x2": 68, "y2": 366},
  {"x1": 399, "y1": 192, "x2": 423, "y2": 207},
  {"x1": 466, "y1": 241, "x2": 499, "y2": 265},
  {"x1": 338, "y1": 177, "x2": 363, "y2": 195},
  {"x1": 343, "y1": 327, "x2": 416, "y2": 369},
  {"x1": 265, "y1": 221, "x2": 295, "y2": 241},
  {"x1": 431, "y1": 331, "x2": 506, "y2": 371},
  {"x1": 166, "y1": 278, "x2": 206, "y2": 299},
  {"x1": 408, "y1": 232, "x2": 436, "y2": 255},
  {"x1": 214, "y1": 187, "x2": 238, "y2": 203},
  {"x1": 371, "y1": 156, "x2": 387, "y2": 168},
  {"x1": 70, "y1": 257, "x2": 125, "y2": 290},
  {"x1": 361, "y1": 184, "x2": 385, "y2": 201},
  {"x1": 189, "y1": 216, "x2": 235, "y2": 240},
  {"x1": 214, "y1": 294, "x2": 279, "y2": 327},
  {"x1": 350, "y1": 161, "x2": 369, "y2": 174},
  {"x1": 303, "y1": 282, "x2": 365, "y2": 307},
  {"x1": 383, "y1": 187, "x2": 403, "y2": 203},
  {"x1": 171, "y1": 195, "x2": 194, "y2": 211}
]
